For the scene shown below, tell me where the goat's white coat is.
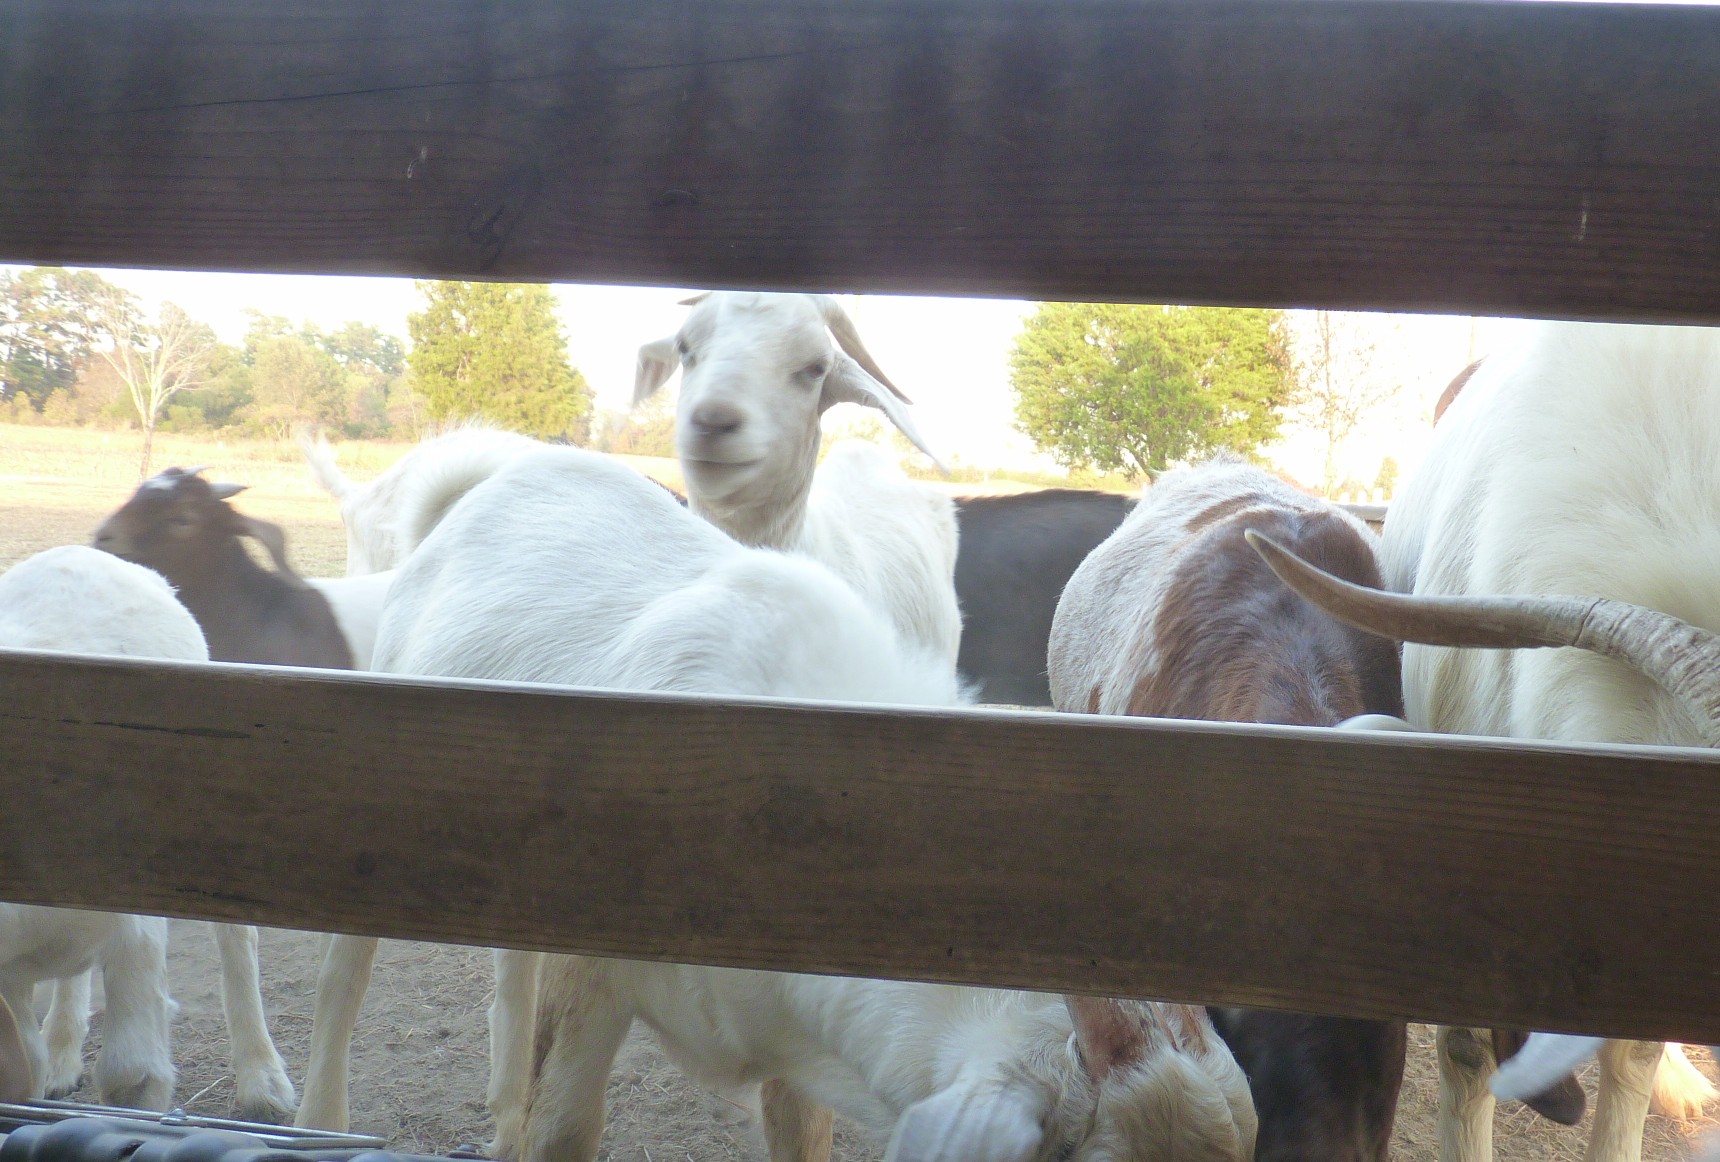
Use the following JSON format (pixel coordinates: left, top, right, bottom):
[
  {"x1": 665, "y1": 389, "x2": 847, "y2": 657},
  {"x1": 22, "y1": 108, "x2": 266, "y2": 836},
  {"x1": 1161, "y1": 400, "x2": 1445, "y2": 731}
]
[
  {"x1": 363, "y1": 448, "x2": 1249, "y2": 1162},
  {"x1": 636, "y1": 292, "x2": 963, "y2": 664},
  {"x1": 1380, "y1": 322, "x2": 1720, "y2": 1162},
  {"x1": 523, "y1": 960, "x2": 1257, "y2": 1162},
  {"x1": 298, "y1": 447, "x2": 968, "y2": 1147},
  {"x1": 301, "y1": 425, "x2": 538, "y2": 576},
  {"x1": 378, "y1": 447, "x2": 964, "y2": 1155},
  {"x1": 304, "y1": 571, "x2": 396, "y2": 669},
  {"x1": 0, "y1": 547, "x2": 296, "y2": 1119}
]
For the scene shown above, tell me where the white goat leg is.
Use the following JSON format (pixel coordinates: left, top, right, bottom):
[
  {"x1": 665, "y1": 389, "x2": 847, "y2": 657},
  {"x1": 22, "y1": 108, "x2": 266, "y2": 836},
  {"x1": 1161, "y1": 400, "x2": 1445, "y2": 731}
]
[
  {"x1": 212, "y1": 924, "x2": 296, "y2": 1121},
  {"x1": 42, "y1": 971, "x2": 92, "y2": 1096},
  {"x1": 488, "y1": 948, "x2": 545, "y2": 1160},
  {"x1": 92, "y1": 918, "x2": 173, "y2": 1112},
  {"x1": 1437, "y1": 1027, "x2": 1496, "y2": 1162},
  {"x1": 1585, "y1": 1040, "x2": 1661, "y2": 1162},
  {"x1": 295, "y1": 934, "x2": 378, "y2": 1132},
  {"x1": 518, "y1": 957, "x2": 634, "y2": 1162}
]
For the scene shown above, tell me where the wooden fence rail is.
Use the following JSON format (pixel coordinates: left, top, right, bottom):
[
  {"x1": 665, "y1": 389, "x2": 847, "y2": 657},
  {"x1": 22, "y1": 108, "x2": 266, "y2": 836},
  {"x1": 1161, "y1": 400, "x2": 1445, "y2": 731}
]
[
  {"x1": 3, "y1": 648, "x2": 1719, "y2": 1043},
  {"x1": 4, "y1": 0, "x2": 1720, "y2": 1048},
  {"x1": 3, "y1": 0, "x2": 1720, "y2": 319}
]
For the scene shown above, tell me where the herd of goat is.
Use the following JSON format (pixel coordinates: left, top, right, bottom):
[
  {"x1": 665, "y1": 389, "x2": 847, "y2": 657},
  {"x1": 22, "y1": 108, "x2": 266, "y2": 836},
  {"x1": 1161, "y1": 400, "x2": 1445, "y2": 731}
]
[{"x1": 0, "y1": 293, "x2": 1718, "y2": 1162}]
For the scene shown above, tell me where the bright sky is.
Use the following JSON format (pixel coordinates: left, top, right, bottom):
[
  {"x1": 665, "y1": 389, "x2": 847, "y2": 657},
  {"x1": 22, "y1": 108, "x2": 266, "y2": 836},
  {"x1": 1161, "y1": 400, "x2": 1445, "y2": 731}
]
[{"x1": 44, "y1": 267, "x2": 1537, "y2": 491}]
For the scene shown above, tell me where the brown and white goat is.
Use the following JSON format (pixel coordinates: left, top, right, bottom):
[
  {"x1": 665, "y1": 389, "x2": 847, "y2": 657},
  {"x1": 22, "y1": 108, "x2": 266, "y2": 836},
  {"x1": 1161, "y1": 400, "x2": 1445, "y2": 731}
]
[
  {"x1": 94, "y1": 467, "x2": 355, "y2": 668},
  {"x1": 1048, "y1": 459, "x2": 1408, "y2": 1162},
  {"x1": 87, "y1": 466, "x2": 393, "y2": 1122}
]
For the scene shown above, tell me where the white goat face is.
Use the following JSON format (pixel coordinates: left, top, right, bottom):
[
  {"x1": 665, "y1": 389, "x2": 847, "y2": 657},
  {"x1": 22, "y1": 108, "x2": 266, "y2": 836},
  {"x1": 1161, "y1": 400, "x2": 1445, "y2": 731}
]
[{"x1": 635, "y1": 292, "x2": 942, "y2": 509}]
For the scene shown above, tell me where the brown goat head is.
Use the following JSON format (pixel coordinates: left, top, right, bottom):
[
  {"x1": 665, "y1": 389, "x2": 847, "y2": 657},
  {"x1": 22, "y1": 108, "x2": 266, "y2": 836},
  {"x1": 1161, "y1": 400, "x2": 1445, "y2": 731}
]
[{"x1": 93, "y1": 467, "x2": 303, "y2": 587}]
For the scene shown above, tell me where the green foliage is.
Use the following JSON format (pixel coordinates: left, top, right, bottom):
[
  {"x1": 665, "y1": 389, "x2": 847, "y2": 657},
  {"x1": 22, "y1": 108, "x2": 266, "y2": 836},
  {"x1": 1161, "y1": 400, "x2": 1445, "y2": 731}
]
[
  {"x1": 408, "y1": 281, "x2": 593, "y2": 442},
  {"x1": 594, "y1": 389, "x2": 677, "y2": 458},
  {"x1": 246, "y1": 334, "x2": 346, "y2": 437},
  {"x1": 0, "y1": 267, "x2": 131, "y2": 408},
  {"x1": 159, "y1": 344, "x2": 252, "y2": 433},
  {"x1": 1010, "y1": 303, "x2": 1292, "y2": 479}
]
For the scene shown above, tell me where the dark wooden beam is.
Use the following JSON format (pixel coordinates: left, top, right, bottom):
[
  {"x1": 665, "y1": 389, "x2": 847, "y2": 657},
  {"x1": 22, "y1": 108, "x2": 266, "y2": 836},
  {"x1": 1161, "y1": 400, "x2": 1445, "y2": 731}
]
[
  {"x1": 2, "y1": 0, "x2": 1719, "y2": 319},
  {"x1": 2, "y1": 649, "x2": 1718, "y2": 1041}
]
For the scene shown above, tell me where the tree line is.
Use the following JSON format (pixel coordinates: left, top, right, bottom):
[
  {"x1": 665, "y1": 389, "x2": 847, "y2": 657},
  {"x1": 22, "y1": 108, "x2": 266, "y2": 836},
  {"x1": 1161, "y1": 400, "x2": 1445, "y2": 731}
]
[{"x1": 0, "y1": 269, "x2": 595, "y2": 476}]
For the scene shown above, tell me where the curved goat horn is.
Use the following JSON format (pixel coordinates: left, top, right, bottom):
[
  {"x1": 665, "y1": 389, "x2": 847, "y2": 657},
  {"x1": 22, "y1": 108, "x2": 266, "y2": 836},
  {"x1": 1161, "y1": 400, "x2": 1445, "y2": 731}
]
[{"x1": 1245, "y1": 529, "x2": 1720, "y2": 747}]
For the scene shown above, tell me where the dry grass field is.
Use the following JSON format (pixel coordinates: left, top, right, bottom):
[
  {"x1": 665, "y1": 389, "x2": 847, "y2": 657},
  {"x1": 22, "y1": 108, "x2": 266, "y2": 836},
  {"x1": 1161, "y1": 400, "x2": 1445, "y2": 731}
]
[{"x1": 3, "y1": 423, "x2": 1713, "y2": 1161}]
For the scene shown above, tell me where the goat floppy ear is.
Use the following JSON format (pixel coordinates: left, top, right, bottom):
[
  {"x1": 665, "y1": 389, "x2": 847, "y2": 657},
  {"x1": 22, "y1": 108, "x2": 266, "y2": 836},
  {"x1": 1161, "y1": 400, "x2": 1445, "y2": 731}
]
[
  {"x1": 0, "y1": 994, "x2": 33, "y2": 1103},
  {"x1": 885, "y1": 1081, "x2": 1044, "y2": 1162},
  {"x1": 236, "y1": 516, "x2": 307, "y2": 587},
  {"x1": 822, "y1": 353, "x2": 947, "y2": 473},
  {"x1": 635, "y1": 337, "x2": 680, "y2": 406},
  {"x1": 1067, "y1": 996, "x2": 1157, "y2": 1082},
  {"x1": 815, "y1": 295, "x2": 911, "y2": 404}
]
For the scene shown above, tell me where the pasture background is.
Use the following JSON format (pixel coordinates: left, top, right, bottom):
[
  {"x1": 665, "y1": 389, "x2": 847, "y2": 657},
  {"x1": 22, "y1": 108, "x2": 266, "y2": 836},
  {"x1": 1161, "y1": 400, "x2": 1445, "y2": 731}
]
[{"x1": 3, "y1": 423, "x2": 1711, "y2": 1162}]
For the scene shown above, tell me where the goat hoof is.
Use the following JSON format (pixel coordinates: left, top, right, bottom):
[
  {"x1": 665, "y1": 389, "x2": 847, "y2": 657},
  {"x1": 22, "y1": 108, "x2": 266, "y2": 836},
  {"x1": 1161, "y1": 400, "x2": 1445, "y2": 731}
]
[{"x1": 234, "y1": 1066, "x2": 298, "y2": 1124}]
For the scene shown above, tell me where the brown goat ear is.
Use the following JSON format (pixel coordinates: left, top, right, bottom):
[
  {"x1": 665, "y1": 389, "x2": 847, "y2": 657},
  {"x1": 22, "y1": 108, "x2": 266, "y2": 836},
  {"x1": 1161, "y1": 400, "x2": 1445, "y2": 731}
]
[
  {"x1": 1066, "y1": 997, "x2": 1152, "y2": 1082},
  {"x1": 209, "y1": 482, "x2": 248, "y2": 501},
  {"x1": 236, "y1": 516, "x2": 306, "y2": 585}
]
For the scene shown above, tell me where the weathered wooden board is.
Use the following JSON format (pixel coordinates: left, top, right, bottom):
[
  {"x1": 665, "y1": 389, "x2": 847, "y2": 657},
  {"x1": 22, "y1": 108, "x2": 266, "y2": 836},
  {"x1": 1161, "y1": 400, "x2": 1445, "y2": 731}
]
[
  {"x1": 2, "y1": 649, "x2": 1717, "y2": 1041},
  {"x1": 2, "y1": 0, "x2": 1719, "y2": 319}
]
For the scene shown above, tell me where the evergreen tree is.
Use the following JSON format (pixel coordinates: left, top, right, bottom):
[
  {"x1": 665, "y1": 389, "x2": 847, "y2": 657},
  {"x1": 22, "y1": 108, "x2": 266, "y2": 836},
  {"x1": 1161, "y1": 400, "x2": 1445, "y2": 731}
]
[{"x1": 407, "y1": 282, "x2": 592, "y2": 442}]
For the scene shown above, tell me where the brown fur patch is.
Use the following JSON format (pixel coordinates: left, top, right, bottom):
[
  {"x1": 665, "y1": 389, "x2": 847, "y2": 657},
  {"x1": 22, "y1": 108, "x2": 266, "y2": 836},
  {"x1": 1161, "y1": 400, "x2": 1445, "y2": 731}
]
[
  {"x1": 1184, "y1": 492, "x2": 1274, "y2": 535},
  {"x1": 1125, "y1": 505, "x2": 1401, "y2": 726}
]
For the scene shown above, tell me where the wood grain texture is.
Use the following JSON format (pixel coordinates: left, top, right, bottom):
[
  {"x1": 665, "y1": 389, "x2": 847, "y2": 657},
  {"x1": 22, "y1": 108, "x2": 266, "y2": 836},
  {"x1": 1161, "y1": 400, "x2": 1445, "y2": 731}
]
[
  {"x1": 2, "y1": 0, "x2": 1719, "y2": 319},
  {"x1": 2, "y1": 649, "x2": 1718, "y2": 1041}
]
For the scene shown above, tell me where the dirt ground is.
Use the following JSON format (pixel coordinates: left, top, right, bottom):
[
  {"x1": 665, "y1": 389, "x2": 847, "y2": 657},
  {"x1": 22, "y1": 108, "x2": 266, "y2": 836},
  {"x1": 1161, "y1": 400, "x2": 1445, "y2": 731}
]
[{"x1": 4, "y1": 424, "x2": 1716, "y2": 1161}]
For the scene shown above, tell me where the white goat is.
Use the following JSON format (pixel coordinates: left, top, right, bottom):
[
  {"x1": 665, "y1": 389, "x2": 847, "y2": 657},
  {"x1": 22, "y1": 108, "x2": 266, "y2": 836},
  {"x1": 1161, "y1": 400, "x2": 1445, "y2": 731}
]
[
  {"x1": 1242, "y1": 321, "x2": 1720, "y2": 1162},
  {"x1": 635, "y1": 292, "x2": 962, "y2": 664},
  {"x1": 354, "y1": 445, "x2": 1249, "y2": 1162},
  {"x1": 524, "y1": 960, "x2": 1256, "y2": 1162},
  {"x1": 301, "y1": 423, "x2": 539, "y2": 576},
  {"x1": 0, "y1": 546, "x2": 296, "y2": 1120}
]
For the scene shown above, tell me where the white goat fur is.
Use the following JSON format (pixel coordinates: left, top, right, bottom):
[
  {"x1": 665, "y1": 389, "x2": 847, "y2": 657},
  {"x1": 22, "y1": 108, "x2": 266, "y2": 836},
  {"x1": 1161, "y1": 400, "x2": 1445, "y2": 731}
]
[
  {"x1": 524, "y1": 959, "x2": 1256, "y2": 1162},
  {"x1": 1380, "y1": 322, "x2": 1720, "y2": 1162},
  {"x1": 363, "y1": 447, "x2": 1251, "y2": 1162},
  {"x1": 301, "y1": 424, "x2": 538, "y2": 576},
  {"x1": 0, "y1": 547, "x2": 296, "y2": 1119},
  {"x1": 636, "y1": 292, "x2": 962, "y2": 664},
  {"x1": 295, "y1": 428, "x2": 526, "y2": 1130}
]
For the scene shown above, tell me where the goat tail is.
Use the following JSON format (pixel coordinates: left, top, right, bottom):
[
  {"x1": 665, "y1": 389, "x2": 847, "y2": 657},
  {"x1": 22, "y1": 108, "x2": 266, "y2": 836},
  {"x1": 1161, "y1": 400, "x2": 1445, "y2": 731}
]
[
  {"x1": 299, "y1": 431, "x2": 352, "y2": 500},
  {"x1": 1653, "y1": 1043, "x2": 1717, "y2": 1120}
]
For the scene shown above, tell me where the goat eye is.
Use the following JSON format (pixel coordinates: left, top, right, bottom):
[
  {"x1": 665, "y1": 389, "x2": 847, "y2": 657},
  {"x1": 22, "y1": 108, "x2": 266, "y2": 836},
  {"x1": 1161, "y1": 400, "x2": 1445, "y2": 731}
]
[
  {"x1": 803, "y1": 360, "x2": 829, "y2": 380},
  {"x1": 674, "y1": 337, "x2": 693, "y2": 365}
]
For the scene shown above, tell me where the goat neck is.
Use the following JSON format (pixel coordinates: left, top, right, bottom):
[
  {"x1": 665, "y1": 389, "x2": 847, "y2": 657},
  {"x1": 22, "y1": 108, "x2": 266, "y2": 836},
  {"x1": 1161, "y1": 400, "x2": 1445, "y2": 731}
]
[{"x1": 688, "y1": 434, "x2": 819, "y2": 550}]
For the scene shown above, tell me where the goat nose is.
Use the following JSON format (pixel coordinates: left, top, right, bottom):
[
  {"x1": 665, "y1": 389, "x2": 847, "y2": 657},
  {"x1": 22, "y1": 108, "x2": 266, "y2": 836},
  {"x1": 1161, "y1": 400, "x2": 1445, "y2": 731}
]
[{"x1": 690, "y1": 402, "x2": 743, "y2": 438}]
